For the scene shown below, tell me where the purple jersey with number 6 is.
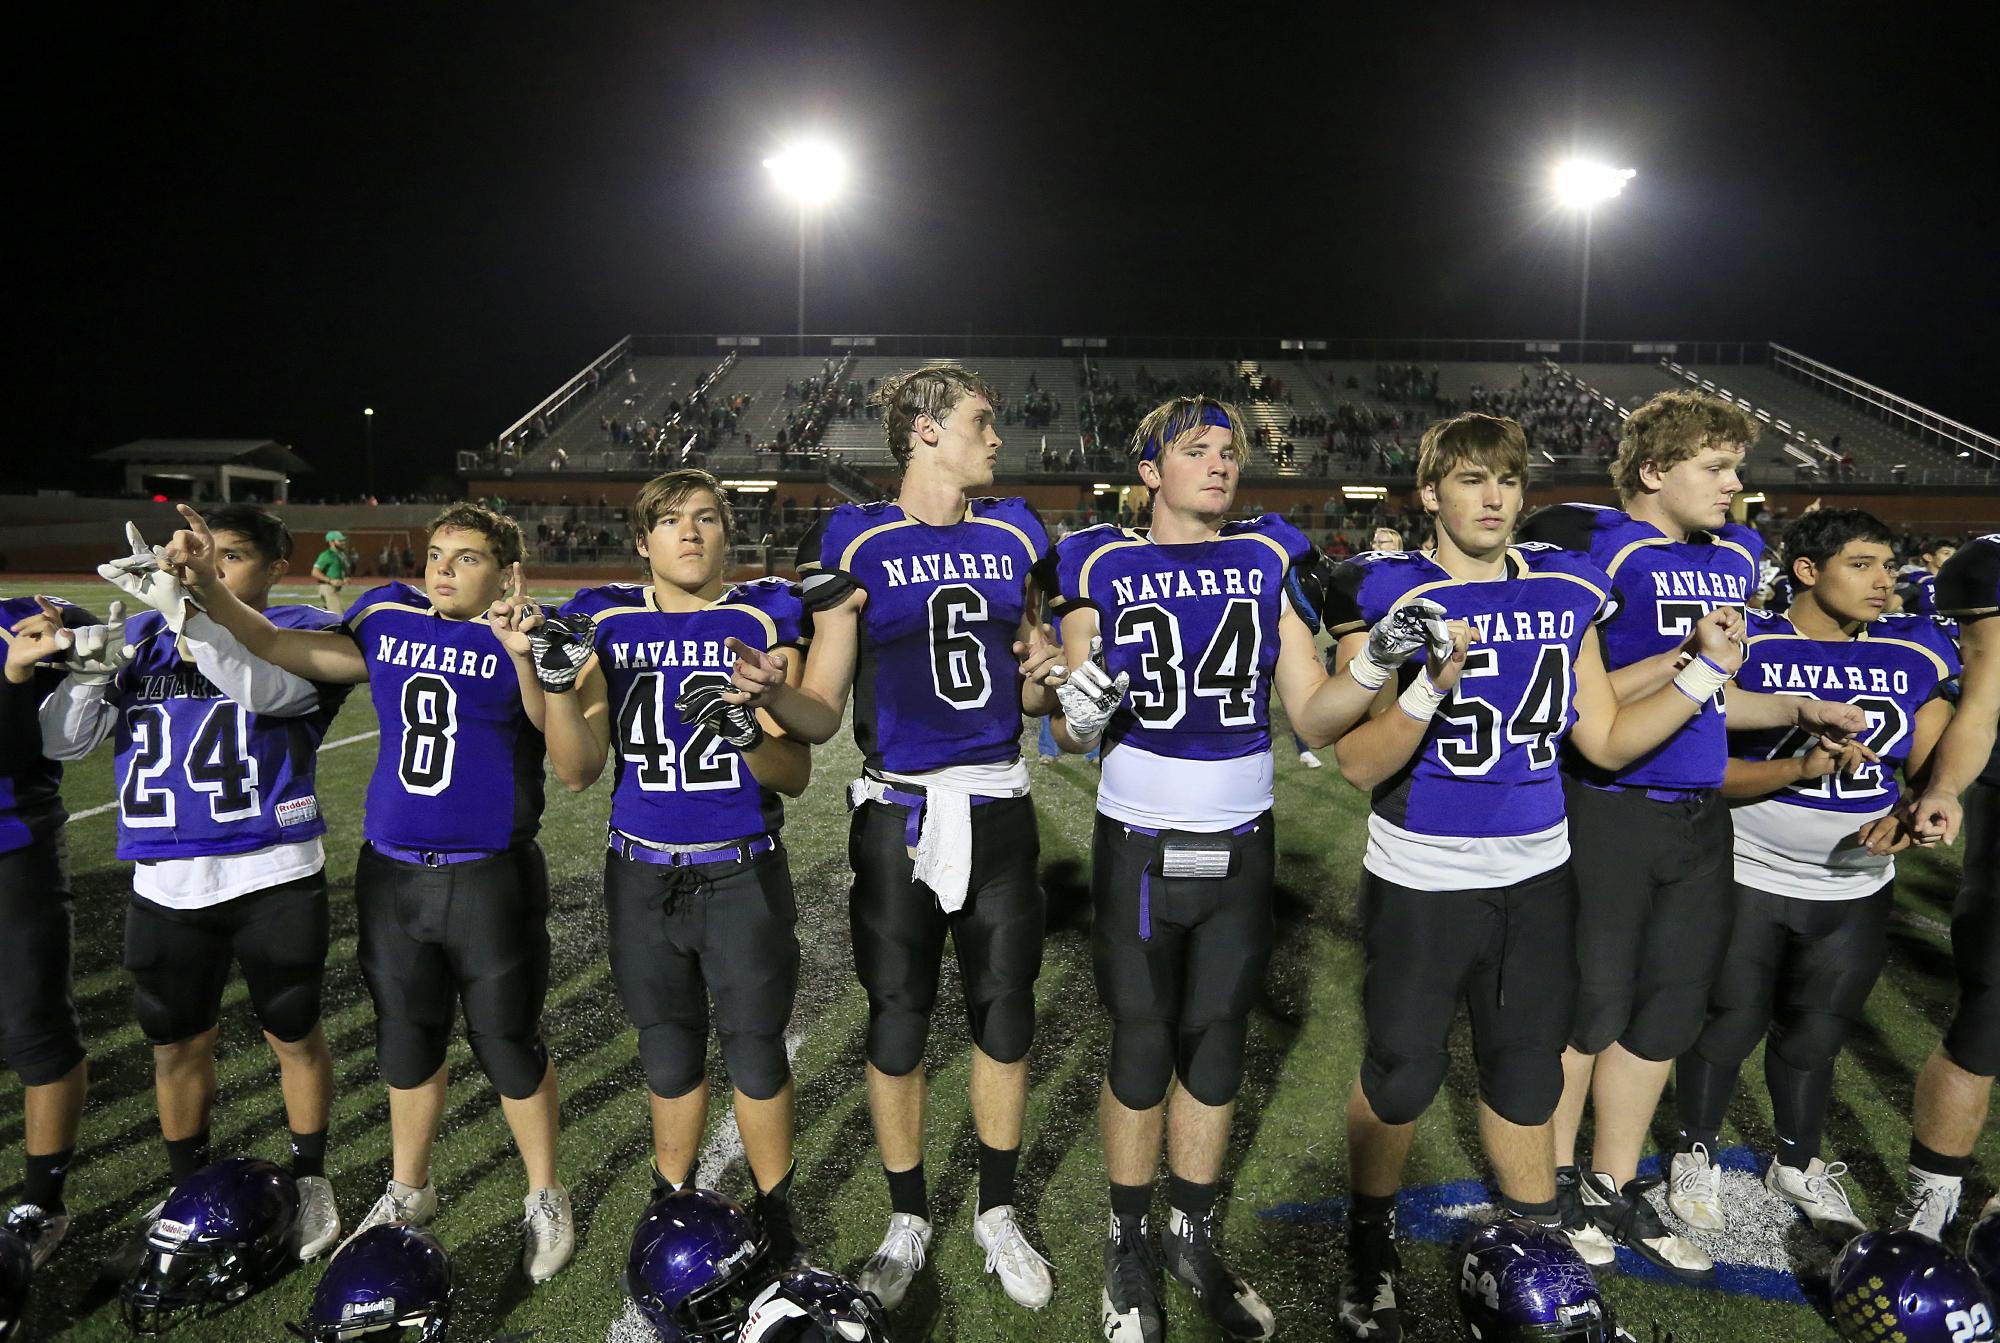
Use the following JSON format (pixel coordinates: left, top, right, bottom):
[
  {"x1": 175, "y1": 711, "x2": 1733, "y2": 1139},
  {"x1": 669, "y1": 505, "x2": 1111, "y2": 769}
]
[
  {"x1": 560, "y1": 577, "x2": 805, "y2": 844},
  {"x1": 1040, "y1": 515, "x2": 1318, "y2": 761},
  {"x1": 1517, "y1": 503, "x2": 1762, "y2": 791},
  {"x1": 343, "y1": 582, "x2": 543, "y2": 854},
  {"x1": 1325, "y1": 545, "x2": 1614, "y2": 838},
  {"x1": 795, "y1": 498, "x2": 1048, "y2": 774},
  {"x1": 112, "y1": 605, "x2": 347, "y2": 861}
]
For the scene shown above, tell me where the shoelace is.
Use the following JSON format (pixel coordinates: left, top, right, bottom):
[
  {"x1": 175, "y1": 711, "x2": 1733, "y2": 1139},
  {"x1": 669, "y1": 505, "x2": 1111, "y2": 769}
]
[
  {"x1": 1906, "y1": 1173, "x2": 1956, "y2": 1227},
  {"x1": 982, "y1": 1210, "x2": 1051, "y2": 1276},
  {"x1": 875, "y1": 1221, "x2": 927, "y2": 1272},
  {"x1": 1800, "y1": 1162, "x2": 1855, "y2": 1214},
  {"x1": 527, "y1": 1193, "x2": 568, "y2": 1247},
  {"x1": 1109, "y1": 1221, "x2": 1162, "y2": 1303},
  {"x1": 1673, "y1": 1146, "x2": 1720, "y2": 1199}
]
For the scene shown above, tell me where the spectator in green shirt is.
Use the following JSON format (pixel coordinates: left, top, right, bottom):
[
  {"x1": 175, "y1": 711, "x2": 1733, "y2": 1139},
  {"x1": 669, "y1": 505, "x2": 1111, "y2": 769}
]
[{"x1": 312, "y1": 529, "x2": 350, "y2": 614}]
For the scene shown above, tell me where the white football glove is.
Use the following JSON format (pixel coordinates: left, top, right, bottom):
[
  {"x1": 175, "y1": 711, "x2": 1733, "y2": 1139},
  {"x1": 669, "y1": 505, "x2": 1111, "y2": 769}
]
[
  {"x1": 1349, "y1": 596, "x2": 1453, "y2": 689},
  {"x1": 526, "y1": 611, "x2": 596, "y2": 693},
  {"x1": 57, "y1": 601, "x2": 133, "y2": 686},
  {"x1": 97, "y1": 522, "x2": 199, "y2": 632},
  {"x1": 1055, "y1": 636, "x2": 1129, "y2": 745}
]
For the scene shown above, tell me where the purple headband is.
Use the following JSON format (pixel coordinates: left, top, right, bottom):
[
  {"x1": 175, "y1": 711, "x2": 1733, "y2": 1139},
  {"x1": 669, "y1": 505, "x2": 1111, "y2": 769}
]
[{"x1": 1140, "y1": 402, "x2": 1233, "y2": 462}]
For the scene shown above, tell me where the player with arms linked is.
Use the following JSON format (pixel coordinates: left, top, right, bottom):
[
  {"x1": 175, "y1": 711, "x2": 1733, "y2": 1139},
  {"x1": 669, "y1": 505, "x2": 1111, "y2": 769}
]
[
  {"x1": 0, "y1": 592, "x2": 105, "y2": 1268},
  {"x1": 165, "y1": 501, "x2": 577, "y2": 1283},
  {"x1": 532, "y1": 469, "x2": 812, "y2": 1263},
  {"x1": 1039, "y1": 396, "x2": 1413, "y2": 1342},
  {"x1": 727, "y1": 364, "x2": 1065, "y2": 1311},
  {"x1": 1895, "y1": 531, "x2": 2000, "y2": 1243},
  {"x1": 1322, "y1": 413, "x2": 1747, "y2": 1341},
  {"x1": 37, "y1": 507, "x2": 351, "y2": 1263},
  {"x1": 1666, "y1": 508, "x2": 1957, "y2": 1240},
  {"x1": 1518, "y1": 391, "x2": 1865, "y2": 1278}
]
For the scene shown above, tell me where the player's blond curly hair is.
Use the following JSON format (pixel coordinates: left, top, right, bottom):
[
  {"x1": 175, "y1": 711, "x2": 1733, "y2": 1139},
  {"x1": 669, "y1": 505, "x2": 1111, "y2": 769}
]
[
  {"x1": 873, "y1": 363, "x2": 1001, "y2": 468},
  {"x1": 631, "y1": 468, "x2": 735, "y2": 541},
  {"x1": 426, "y1": 501, "x2": 524, "y2": 569},
  {"x1": 1612, "y1": 390, "x2": 1758, "y2": 499}
]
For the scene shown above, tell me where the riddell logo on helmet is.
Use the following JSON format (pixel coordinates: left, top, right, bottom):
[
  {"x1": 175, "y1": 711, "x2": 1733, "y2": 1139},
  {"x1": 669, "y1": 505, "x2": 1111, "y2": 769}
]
[
  {"x1": 150, "y1": 1219, "x2": 195, "y2": 1245},
  {"x1": 715, "y1": 1241, "x2": 757, "y2": 1274},
  {"x1": 1556, "y1": 1301, "x2": 1603, "y2": 1324},
  {"x1": 343, "y1": 1297, "x2": 397, "y2": 1322}
]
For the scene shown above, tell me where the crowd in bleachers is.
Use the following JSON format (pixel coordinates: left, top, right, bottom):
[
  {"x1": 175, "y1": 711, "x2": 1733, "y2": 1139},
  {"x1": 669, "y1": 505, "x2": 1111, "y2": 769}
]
[{"x1": 1466, "y1": 370, "x2": 1621, "y2": 463}]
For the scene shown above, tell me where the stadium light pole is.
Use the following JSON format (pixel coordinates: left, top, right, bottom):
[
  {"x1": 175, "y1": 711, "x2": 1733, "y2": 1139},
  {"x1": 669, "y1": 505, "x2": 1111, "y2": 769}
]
[
  {"x1": 764, "y1": 140, "x2": 846, "y2": 346},
  {"x1": 1554, "y1": 160, "x2": 1635, "y2": 347},
  {"x1": 362, "y1": 407, "x2": 375, "y2": 500}
]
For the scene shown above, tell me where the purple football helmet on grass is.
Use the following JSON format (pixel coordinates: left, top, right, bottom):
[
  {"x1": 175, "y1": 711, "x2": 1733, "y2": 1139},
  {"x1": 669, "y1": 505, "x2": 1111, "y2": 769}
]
[
  {"x1": 626, "y1": 1188, "x2": 767, "y2": 1342},
  {"x1": 739, "y1": 1265, "x2": 892, "y2": 1342},
  {"x1": 298, "y1": 1223, "x2": 450, "y2": 1341},
  {"x1": 1832, "y1": 1229, "x2": 1995, "y2": 1342},
  {"x1": 1456, "y1": 1217, "x2": 1617, "y2": 1341},
  {"x1": 123, "y1": 1156, "x2": 301, "y2": 1333}
]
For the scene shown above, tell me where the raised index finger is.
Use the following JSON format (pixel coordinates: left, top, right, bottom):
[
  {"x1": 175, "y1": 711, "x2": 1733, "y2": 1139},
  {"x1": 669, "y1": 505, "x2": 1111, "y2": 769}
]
[
  {"x1": 508, "y1": 563, "x2": 524, "y2": 602},
  {"x1": 176, "y1": 504, "x2": 212, "y2": 540}
]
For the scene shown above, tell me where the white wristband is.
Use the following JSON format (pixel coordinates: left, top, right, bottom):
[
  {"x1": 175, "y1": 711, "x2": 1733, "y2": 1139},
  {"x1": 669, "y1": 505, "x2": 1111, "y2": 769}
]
[
  {"x1": 1348, "y1": 649, "x2": 1393, "y2": 691},
  {"x1": 1397, "y1": 670, "x2": 1446, "y2": 722},
  {"x1": 1673, "y1": 653, "x2": 1733, "y2": 704}
]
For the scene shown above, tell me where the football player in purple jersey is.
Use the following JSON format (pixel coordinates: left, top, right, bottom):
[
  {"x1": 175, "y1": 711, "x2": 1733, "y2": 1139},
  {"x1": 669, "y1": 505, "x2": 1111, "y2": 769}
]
[
  {"x1": 165, "y1": 501, "x2": 577, "y2": 1283},
  {"x1": 1518, "y1": 391, "x2": 1866, "y2": 1277},
  {"x1": 1040, "y1": 397, "x2": 1397, "y2": 1343},
  {"x1": 0, "y1": 595, "x2": 101, "y2": 1267},
  {"x1": 1669, "y1": 509, "x2": 1957, "y2": 1242},
  {"x1": 39, "y1": 506, "x2": 351, "y2": 1263},
  {"x1": 1324, "y1": 413, "x2": 1745, "y2": 1339},
  {"x1": 536, "y1": 469, "x2": 812, "y2": 1263},
  {"x1": 1896, "y1": 532, "x2": 2000, "y2": 1241},
  {"x1": 726, "y1": 364, "x2": 1064, "y2": 1311}
]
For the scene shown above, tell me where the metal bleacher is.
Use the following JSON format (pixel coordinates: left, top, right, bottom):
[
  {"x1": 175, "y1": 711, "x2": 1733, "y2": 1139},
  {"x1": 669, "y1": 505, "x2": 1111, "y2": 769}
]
[
  {"x1": 815, "y1": 355, "x2": 1082, "y2": 468},
  {"x1": 1684, "y1": 362, "x2": 1960, "y2": 475},
  {"x1": 524, "y1": 356, "x2": 717, "y2": 470}
]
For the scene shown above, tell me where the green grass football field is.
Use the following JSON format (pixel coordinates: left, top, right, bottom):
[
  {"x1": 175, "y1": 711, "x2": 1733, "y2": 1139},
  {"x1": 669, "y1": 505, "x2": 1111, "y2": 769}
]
[{"x1": 4, "y1": 580, "x2": 1991, "y2": 1342}]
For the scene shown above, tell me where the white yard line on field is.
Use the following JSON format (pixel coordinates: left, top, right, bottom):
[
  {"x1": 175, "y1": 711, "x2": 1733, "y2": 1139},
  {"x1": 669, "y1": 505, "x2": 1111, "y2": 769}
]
[{"x1": 63, "y1": 730, "x2": 380, "y2": 824}]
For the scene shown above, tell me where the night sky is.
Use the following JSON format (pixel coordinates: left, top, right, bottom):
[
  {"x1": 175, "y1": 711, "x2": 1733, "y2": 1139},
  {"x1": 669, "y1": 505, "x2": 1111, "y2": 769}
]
[{"x1": 18, "y1": 2, "x2": 1996, "y2": 498}]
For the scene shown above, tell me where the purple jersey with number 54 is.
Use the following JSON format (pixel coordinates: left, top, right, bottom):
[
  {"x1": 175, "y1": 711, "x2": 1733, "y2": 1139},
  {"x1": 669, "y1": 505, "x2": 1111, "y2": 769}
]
[
  {"x1": 1517, "y1": 503, "x2": 1762, "y2": 791},
  {"x1": 560, "y1": 577, "x2": 806, "y2": 844},
  {"x1": 795, "y1": 498, "x2": 1048, "y2": 774},
  {"x1": 344, "y1": 582, "x2": 544, "y2": 854},
  {"x1": 1040, "y1": 516, "x2": 1318, "y2": 761}
]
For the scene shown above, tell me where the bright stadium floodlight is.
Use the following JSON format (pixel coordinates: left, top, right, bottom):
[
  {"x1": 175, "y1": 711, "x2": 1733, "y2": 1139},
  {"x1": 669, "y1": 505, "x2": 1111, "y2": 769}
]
[
  {"x1": 1552, "y1": 159, "x2": 1636, "y2": 345},
  {"x1": 766, "y1": 139, "x2": 847, "y2": 342}
]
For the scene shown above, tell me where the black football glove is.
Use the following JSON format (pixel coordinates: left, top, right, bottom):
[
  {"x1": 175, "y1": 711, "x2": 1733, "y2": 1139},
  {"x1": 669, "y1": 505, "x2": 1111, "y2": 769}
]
[
  {"x1": 527, "y1": 612, "x2": 596, "y2": 693},
  {"x1": 676, "y1": 679, "x2": 765, "y2": 750}
]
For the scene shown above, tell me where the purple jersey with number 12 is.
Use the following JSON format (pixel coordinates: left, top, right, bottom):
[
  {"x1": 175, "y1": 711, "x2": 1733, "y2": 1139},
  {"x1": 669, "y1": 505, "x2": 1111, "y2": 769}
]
[
  {"x1": 795, "y1": 498, "x2": 1048, "y2": 775},
  {"x1": 344, "y1": 581, "x2": 544, "y2": 854}
]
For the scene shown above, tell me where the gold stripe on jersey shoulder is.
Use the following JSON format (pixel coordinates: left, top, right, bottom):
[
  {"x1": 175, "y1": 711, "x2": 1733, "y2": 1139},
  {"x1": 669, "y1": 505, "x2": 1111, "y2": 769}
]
[
  {"x1": 1856, "y1": 629, "x2": 1954, "y2": 680},
  {"x1": 837, "y1": 517, "x2": 919, "y2": 574},
  {"x1": 1509, "y1": 551, "x2": 1608, "y2": 605},
  {"x1": 966, "y1": 511, "x2": 1042, "y2": 564},
  {"x1": 705, "y1": 601, "x2": 780, "y2": 648},
  {"x1": 1076, "y1": 533, "x2": 1152, "y2": 603},
  {"x1": 1602, "y1": 535, "x2": 1672, "y2": 580},
  {"x1": 348, "y1": 600, "x2": 431, "y2": 629},
  {"x1": 1227, "y1": 528, "x2": 1295, "y2": 572},
  {"x1": 1710, "y1": 536, "x2": 1756, "y2": 569},
  {"x1": 590, "y1": 605, "x2": 653, "y2": 623}
]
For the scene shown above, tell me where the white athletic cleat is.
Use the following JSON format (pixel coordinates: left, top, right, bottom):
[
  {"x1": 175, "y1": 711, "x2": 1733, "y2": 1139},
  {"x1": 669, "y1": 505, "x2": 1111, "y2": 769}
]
[
  {"x1": 1667, "y1": 1145, "x2": 1726, "y2": 1232},
  {"x1": 856, "y1": 1212, "x2": 932, "y2": 1310},
  {"x1": 291, "y1": 1176, "x2": 342, "y2": 1260},
  {"x1": 1984, "y1": 1191, "x2": 2000, "y2": 1221},
  {"x1": 1299, "y1": 750, "x2": 1324, "y2": 769},
  {"x1": 3, "y1": 1203, "x2": 72, "y2": 1271},
  {"x1": 1579, "y1": 1170, "x2": 1714, "y2": 1283},
  {"x1": 1765, "y1": 1158, "x2": 1865, "y2": 1240},
  {"x1": 974, "y1": 1204, "x2": 1053, "y2": 1309},
  {"x1": 1554, "y1": 1167, "x2": 1616, "y2": 1267},
  {"x1": 341, "y1": 1178, "x2": 438, "y2": 1254},
  {"x1": 521, "y1": 1185, "x2": 575, "y2": 1283},
  {"x1": 1894, "y1": 1165, "x2": 1963, "y2": 1242}
]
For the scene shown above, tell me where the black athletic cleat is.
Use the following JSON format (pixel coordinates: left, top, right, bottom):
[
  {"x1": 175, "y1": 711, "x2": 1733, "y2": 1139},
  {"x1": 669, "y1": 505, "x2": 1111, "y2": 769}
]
[
  {"x1": 1338, "y1": 1211, "x2": 1402, "y2": 1340},
  {"x1": 1101, "y1": 1214, "x2": 1165, "y2": 1343},
  {"x1": 1579, "y1": 1169, "x2": 1715, "y2": 1284},
  {"x1": 1164, "y1": 1205, "x2": 1276, "y2": 1340}
]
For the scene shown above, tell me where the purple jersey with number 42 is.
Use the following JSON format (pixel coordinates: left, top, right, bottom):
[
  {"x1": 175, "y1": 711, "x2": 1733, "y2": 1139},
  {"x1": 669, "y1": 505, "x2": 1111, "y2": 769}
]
[
  {"x1": 796, "y1": 498, "x2": 1048, "y2": 774},
  {"x1": 1042, "y1": 515, "x2": 1318, "y2": 761},
  {"x1": 1517, "y1": 503, "x2": 1762, "y2": 791},
  {"x1": 344, "y1": 582, "x2": 544, "y2": 854},
  {"x1": 560, "y1": 577, "x2": 806, "y2": 844}
]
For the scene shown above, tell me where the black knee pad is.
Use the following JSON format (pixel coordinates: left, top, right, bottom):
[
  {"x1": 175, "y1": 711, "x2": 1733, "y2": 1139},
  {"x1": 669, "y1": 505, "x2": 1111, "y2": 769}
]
[
  {"x1": 131, "y1": 982, "x2": 216, "y2": 1048},
  {"x1": 1360, "y1": 1041, "x2": 1449, "y2": 1127},
  {"x1": 1569, "y1": 982, "x2": 1633, "y2": 1057},
  {"x1": 1107, "y1": 1019, "x2": 1176, "y2": 1112},
  {"x1": 468, "y1": 1029, "x2": 550, "y2": 1100},
  {"x1": 376, "y1": 1018, "x2": 451, "y2": 1091},
  {"x1": 2, "y1": 1026, "x2": 85, "y2": 1088},
  {"x1": 1176, "y1": 1018, "x2": 1249, "y2": 1108},
  {"x1": 1944, "y1": 988, "x2": 2000, "y2": 1079},
  {"x1": 718, "y1": 1028, "x2": 791, "y2": 1102},
  {"x1": 968, "y1": 988, "x2": 1034, "y2": 1066},
  {"x1": 251, "y1": 975, "x2": 323, "y2": 1045},
  {"x1": 638, "y1": 1023, "x2": 708, "y2": 1101},
  {"x1": 1620, "y1": 986, "x2": 1711, "y2": 1063},
  {"x1": 866, "y1": 1005, "x2": 931, "y2": 1078},
  {"x1": 1477, "y1": 1048, "x2": 1563, "y2": 1127},
  {"x1": 1767, "y1": 1014, "x2": 1850, "y2": 1074}
]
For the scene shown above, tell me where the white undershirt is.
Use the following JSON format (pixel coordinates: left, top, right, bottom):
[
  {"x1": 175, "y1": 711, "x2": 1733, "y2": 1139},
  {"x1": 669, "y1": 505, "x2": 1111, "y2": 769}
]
[
  {"x1": 1097, "y1": 741, "x2": 1274, "y2": 831},
  {"x1": 1363, "y1": 814, "x2": 1570, "y2": 891}
]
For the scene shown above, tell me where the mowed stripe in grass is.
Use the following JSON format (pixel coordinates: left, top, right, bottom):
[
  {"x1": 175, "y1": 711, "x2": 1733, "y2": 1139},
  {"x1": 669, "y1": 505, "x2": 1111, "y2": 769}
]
[{"x1": 3, "y1": 581, "x2": 1993, "y2": 1340}]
